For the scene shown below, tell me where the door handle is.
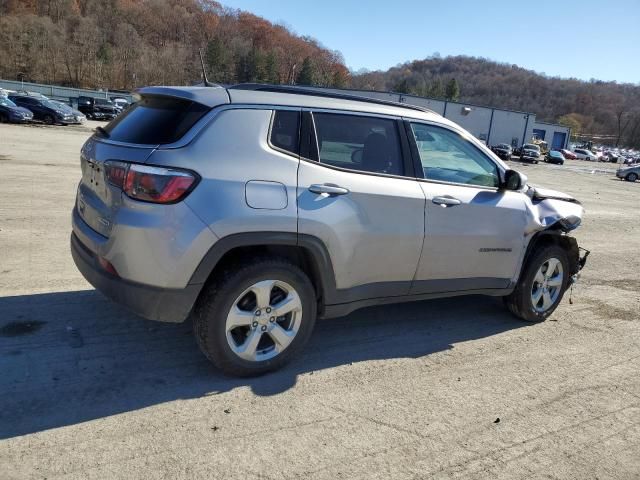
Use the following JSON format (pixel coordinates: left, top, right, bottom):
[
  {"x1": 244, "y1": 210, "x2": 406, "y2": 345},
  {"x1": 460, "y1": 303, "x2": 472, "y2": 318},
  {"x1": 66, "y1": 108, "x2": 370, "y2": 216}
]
[
  {"x1": 308, "y1": 184, "x2": 350, "y2": 196},
  {"x1": 432, "y1": 195, "x2": 461, "y2": 207}
]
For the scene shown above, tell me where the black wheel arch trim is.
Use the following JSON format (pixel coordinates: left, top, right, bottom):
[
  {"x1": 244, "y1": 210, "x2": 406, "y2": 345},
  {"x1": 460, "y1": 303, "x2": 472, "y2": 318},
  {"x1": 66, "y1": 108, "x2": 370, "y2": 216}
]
[
  {"x1": 188, "y1": 231, "x2": 339, "y2": 302},
  {"x1": 521, "y1": 230, "x2": 581, "y2": 279}
]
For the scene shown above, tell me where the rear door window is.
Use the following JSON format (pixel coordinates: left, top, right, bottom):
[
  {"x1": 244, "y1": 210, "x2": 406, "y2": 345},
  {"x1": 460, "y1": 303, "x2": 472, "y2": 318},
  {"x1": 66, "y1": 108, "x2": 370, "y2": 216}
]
[
  {"x1": 101, "y1": 95, "x2": 210, "y2": 144},
  {"x1": 312, "y1": 113, "x2": 404, "y2": 176}
]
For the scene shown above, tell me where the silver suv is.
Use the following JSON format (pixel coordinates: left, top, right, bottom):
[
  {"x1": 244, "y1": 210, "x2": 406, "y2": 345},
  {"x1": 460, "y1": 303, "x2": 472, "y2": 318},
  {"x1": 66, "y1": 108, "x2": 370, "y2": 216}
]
[{"x1": 71, "y1": 85, "x2": 588, "y2": 376}]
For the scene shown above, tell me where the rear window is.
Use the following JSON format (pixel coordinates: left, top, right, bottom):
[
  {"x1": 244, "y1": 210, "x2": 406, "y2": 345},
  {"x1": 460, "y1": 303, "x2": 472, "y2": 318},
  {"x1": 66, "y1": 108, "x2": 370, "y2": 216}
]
[{"x1": 100, "y1": 95, "x2": 210, "y2": 144}]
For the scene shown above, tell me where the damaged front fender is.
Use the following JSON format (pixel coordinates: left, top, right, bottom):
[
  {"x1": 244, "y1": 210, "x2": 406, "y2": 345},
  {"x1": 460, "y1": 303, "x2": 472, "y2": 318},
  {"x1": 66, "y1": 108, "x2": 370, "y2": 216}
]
[
  {"x1": 523, "y1": 186, "x2": 584, "y2": 234},
  {"x1": 517, "y1": 185, "x2": 589, "y2": 283}
]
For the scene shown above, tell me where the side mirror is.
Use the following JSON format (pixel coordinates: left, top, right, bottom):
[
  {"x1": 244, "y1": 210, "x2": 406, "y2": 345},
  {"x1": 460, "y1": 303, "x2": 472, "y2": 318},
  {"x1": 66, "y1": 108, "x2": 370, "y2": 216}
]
[{"x1": 503, "y1": 170, "x2": 527, "y2": 190}]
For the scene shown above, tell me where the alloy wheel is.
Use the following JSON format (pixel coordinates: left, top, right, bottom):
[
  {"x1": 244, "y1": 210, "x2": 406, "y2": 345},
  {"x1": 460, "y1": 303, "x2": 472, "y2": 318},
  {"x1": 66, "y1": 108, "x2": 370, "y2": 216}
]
[
  {"x1": 225, "y1": 280, "x2": 302, "y2": 362},
  {"x1": 531, "y1": 258, "x2": 563, "y2": 313}
]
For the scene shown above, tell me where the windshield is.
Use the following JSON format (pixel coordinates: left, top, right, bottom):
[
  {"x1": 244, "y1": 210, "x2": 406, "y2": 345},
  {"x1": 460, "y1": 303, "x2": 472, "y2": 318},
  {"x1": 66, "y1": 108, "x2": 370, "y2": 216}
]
[
  {"x1": 95, "y1": 98, "x2": 113, "y2": 105},
  {"x1": 524, "y1": 144, "x2": 540, "y2": 150},
  {"x1": 0, "y1": 98, "x2": 17, "y2": 107},
  {"x1": 497, "y1": 144, "x2": 509, "y2": 148},
  {"x1": 43, "y1": 100, "x2": 66, "y2": 110}
]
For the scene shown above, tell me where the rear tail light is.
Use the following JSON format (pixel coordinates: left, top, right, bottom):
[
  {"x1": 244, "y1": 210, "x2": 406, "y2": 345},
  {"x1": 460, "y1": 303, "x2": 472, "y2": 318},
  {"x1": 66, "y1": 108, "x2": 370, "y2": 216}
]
[
  {"x1": 98, "y1": 256, "x2": 119, "y2": 277},
  {"x1": 104, "y1": 162, "x2": 198, "y2": 204}
]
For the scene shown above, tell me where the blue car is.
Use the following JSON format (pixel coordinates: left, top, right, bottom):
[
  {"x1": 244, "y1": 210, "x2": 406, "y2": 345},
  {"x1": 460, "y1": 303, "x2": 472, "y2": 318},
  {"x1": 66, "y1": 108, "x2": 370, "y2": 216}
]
[
  {"x1": 9, "y1": 94, "x2": 76, "y2": 125},
  {"x1": 0, "y1": 97, "x2": 34, "y2": 123}
]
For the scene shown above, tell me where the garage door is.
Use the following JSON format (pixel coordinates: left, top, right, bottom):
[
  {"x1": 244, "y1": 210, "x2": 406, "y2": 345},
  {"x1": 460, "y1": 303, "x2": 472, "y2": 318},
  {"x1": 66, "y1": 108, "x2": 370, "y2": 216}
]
[
  {"x1": 533, "y1": 128, "x2": 546, "y2": 141},
  {"x1": 552, "y1": 132, "x2": 566, "y2": 150}
]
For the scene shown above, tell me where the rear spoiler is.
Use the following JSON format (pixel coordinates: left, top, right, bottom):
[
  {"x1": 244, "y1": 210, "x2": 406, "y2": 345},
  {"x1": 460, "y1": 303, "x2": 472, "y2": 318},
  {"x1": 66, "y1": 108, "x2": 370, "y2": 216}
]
[{"x1": 135, "y1": 86, "x2": 230, "y2": 108}]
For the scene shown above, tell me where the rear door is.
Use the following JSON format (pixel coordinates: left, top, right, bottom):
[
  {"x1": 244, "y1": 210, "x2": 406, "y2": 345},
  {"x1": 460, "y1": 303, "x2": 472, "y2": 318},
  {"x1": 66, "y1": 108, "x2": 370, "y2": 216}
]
[
  {"x1": 406, "y1": 121, "x2": 527, "y2": 293},
  {"x1": 297, "y1": 111, "x2": 425, "y2": 302}
]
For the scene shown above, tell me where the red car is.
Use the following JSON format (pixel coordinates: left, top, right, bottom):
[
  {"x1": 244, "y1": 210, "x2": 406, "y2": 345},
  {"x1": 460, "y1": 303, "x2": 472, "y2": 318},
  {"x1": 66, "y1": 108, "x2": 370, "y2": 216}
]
[{"x1": 559, "y1": 149, "x2": 577, "y2": 159}]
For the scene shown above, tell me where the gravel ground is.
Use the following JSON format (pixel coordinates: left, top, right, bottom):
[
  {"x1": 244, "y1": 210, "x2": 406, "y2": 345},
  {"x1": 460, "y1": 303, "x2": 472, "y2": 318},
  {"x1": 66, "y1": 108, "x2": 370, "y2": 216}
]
[{"x1": 0, "y1": 122, "x2": 638, "y2": 479}]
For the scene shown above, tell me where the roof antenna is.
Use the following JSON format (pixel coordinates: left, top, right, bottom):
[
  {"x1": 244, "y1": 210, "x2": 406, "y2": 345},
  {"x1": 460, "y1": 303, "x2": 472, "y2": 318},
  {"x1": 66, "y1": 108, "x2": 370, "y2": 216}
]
[{"x1": 199, "y1": 49, "x2": 214, "y2": 87}]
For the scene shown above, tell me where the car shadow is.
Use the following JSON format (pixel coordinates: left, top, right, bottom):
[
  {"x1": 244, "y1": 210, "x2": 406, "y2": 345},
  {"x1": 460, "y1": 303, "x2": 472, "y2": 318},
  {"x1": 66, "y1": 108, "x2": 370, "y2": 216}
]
[{"x1": 0, "y1": 289, "x2": 526, "y2": 439}]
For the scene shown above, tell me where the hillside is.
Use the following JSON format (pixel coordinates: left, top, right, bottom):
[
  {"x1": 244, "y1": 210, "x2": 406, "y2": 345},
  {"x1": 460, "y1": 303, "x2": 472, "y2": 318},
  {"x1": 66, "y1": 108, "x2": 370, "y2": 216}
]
[
  {"x1": 352, "y1": 55, "x2": 640, "y2": 147},
  {"x1": 1, "y1": 2, "x2": 639, "y2": 146},
  {"x1": 0, "y1": 0, "x2": 349, "y2": 90}
]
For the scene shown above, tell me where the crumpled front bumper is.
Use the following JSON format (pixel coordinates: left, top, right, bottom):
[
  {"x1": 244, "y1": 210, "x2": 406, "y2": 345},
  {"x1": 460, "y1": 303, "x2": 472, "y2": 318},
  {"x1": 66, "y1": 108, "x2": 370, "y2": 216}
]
[{"x1": 570, "y1": 247, "x2": 590, "y2": 285}]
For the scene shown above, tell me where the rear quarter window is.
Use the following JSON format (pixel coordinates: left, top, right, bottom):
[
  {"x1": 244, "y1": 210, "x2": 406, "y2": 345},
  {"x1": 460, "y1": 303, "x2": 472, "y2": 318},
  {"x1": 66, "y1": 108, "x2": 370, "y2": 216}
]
[
  {"x1": 101, "y1": 95, "x2": 210, "y2": 144},
  {"x1": 270, "y1": 110, "x2": 300, "y2": 156}
]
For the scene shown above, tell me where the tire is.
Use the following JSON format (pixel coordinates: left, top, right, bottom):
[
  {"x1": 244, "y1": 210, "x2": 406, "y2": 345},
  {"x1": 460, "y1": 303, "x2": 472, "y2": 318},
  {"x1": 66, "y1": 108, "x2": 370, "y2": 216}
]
[
  {"x1": 504, "y1": 244, "x2": 570, "y2": 322},
  {"x1": 43, "y1": 114, "x2": 55, "y2": 125},
  {"x1": 626, "y1": 173, "x2": 638, "y2": 182},
  {"x1": 0, "y1": 113, "x2": 7, "y2": 123},
  {"x1": 193, "y1": 258, "x2": 317, "y2": 376}
]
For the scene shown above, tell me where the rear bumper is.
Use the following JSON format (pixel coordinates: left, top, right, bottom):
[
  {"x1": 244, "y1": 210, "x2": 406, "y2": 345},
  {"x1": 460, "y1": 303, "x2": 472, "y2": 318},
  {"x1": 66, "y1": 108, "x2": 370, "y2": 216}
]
[{"x1": 70, "y1": 232, "x2": 201, "y2": 323}]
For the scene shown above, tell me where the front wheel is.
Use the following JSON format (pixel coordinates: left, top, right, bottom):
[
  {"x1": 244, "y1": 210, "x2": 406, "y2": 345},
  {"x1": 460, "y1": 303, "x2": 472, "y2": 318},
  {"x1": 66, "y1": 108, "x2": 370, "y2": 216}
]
[
  {"x1": 43, "y1": 114, "x2": 55, "y2": 125},
  {"x1": 504, "y1": 245, "x2": 570, "y2": 322},
  {"x1": 626, "y1": 172, "x2": 638, "y2": 182},
  {"x1": 193, "y1": 258, "x2": 317, "y2": 376}
]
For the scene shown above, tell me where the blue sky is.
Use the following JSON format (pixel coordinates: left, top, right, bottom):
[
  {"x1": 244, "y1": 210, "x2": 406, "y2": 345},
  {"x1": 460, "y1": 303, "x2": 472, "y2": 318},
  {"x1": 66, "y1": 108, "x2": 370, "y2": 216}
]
[{"x1": 222, "y1": 0, "x2": 640, "y2": 84}]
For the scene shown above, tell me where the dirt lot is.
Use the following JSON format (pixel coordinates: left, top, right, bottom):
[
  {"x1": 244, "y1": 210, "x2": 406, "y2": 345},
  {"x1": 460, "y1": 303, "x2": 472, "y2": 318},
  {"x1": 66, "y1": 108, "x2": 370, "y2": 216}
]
[{"x1": 1, "y1": 122, "x2": 639, "y2": 479}]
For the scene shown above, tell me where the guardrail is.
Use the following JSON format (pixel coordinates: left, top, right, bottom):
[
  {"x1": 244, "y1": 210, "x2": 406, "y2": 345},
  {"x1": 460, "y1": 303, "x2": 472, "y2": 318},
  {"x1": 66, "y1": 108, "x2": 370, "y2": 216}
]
[{"x1": 0, "y1": 79, "x2": 133, "y2": 106}]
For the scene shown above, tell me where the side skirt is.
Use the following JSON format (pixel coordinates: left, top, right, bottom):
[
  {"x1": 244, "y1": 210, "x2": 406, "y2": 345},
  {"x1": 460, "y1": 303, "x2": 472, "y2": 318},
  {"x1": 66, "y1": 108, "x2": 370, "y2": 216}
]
[{"x1": 321, "y1": 287, "x2": 514, "y2": 319}]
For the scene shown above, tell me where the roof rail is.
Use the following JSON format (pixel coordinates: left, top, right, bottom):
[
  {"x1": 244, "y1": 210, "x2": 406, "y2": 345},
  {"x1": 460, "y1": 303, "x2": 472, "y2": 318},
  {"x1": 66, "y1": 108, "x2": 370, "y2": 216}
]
[{"x1": 228, "y1": 83, "x2": 437, "y2": 115}]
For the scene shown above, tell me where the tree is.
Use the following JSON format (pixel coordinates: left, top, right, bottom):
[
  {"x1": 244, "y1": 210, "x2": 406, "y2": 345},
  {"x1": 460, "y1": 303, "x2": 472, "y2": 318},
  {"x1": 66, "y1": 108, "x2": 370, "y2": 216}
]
[
  {"x1": 264, "y1": 49, "x2": 279, "y2": 84},
  {"x1": 445, "y1": 78, "x2": 459, "y2": 101},
  {"x1": 331, "y1": 67, "x2": 349, "y2": 88},
  {"x1": 427, "y1": 79, "x2": 444, "y2": 99},
  {"x1": 295, "y1": 56, "x2": 315, "y2": 85},
  {"x1": 393, "y1": 78, "x2": 410, "y2": 94},
  {"x1": 558, "y1": 113, "x2": 583, "y2": 142}
]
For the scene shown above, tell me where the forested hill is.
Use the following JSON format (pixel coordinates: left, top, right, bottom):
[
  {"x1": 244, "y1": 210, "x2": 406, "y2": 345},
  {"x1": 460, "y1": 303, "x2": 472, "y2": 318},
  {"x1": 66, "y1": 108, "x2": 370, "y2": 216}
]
[
  {"x1": 0, "y1": 0, "x2": 349, "y2": 90},
  {"x1": 1, "y1": 2, "x2": 639, "y2": 146},
  {"x1": 352, "y1": 55, "x2": 640, "y2": 146}
]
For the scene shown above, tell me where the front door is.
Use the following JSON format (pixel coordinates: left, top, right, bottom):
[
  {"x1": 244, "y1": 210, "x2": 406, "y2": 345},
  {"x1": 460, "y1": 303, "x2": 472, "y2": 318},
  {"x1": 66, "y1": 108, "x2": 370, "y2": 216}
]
[
  {"x1": 297, "y1": 111, "x2": 426, "y2": 303},
  {"x1": 406, "y1": 121, "x2": 527, "y2": 294}
]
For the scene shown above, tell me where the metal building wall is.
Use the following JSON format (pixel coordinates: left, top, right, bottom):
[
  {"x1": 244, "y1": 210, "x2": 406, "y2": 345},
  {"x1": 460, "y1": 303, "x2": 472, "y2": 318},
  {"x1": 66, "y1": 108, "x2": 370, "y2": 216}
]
[
  {"x1": 399, "y1": 95, "x2": 446, "y2": 115},
  {"x1": 491, "y1": 111, "x2": 535, "y2": 147},
  {"x1": 531, "y1": 121, "x2": 571, "y2": 149}
]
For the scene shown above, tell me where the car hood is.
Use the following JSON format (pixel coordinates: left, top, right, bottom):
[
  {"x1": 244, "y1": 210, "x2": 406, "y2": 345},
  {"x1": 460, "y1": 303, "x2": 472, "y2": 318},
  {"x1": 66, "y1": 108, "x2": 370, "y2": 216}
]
[
  {"x1": 8, "y1": 106, "x2": 32, "y2": 115},
  {"x1": 524, "y1": 185, "x2": 583, "y2": 233}
]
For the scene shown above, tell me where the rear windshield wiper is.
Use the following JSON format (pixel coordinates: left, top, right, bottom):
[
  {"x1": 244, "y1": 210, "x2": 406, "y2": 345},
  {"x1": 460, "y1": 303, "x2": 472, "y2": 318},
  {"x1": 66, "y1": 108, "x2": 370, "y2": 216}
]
[{"x1": 95, "y1": 126, "x2": 110, "y2": 138}]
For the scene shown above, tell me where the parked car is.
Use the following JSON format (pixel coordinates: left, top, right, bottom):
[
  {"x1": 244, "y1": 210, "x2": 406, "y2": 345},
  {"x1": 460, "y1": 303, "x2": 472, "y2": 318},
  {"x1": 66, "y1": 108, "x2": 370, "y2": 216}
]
[
  {"x1": 491, "y1": 143, "x2": 513, "y2": 160},
  {"x1": 70, "y1": 85, "x2": 588, "y2": 376},
  {"x1": 520, "y1": 143, "x2": 541, "y2": 163},
  {"x1": 603, "y1": 151, "x2": 619, "y2": 163},
  {"x1": 77, "y1": 96, "x2": 118, "y2": 120},
  {"x1": 49, "y1": 100, "x2": 86, "y2": 124},
  {"x1": 0, "y1": 97, "x2": 34, "y2": 123},
  {"x1": 616, "y1": 165, "x2": 639, "y2": 182},
  {"x1": 559, "y1": 149, "x2": 577, "y2": 160},
  {"x1": 110, "y1": 97, "x2": 130, "y2": 113},
  {"x1": 544, "y1": 150, "x2": 565, "y2": 165},
  {"x1": 573, "y1": 148, "x2": 596, "y2": 161},
  {"x1": 8, "y1": 94, "x2": 76, "y2": 125}
]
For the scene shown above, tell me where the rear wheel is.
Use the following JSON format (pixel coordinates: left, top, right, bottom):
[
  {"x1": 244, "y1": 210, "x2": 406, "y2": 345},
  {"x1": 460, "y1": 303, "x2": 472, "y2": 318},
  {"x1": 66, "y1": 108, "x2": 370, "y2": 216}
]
[
  {"x1": 504, "y1": 245, "x2": 569, "y2": 322},
  {"x1": 193, "y1": 258, "x2": 317, "y2": 376},
  {"x1": 626, "y1": 172, "x2": 638, "y2": 182},
  {"x1": 0, "y1": 112, "x2": 7, "y2": 123}
]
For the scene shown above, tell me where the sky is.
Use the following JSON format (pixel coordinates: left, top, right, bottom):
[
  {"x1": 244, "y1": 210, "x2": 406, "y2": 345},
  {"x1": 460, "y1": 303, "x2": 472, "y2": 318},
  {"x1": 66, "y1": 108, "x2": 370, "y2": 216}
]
[{"x1": 222, "y1": 0, "x2": 640, "y2": 84}]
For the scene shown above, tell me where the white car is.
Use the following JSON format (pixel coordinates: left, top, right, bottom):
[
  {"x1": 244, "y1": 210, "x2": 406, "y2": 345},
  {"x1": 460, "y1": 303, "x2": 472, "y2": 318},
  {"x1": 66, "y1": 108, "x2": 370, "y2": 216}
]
[{"x1": 573, "y1": 148, "x2": 596, "y2": 161}]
